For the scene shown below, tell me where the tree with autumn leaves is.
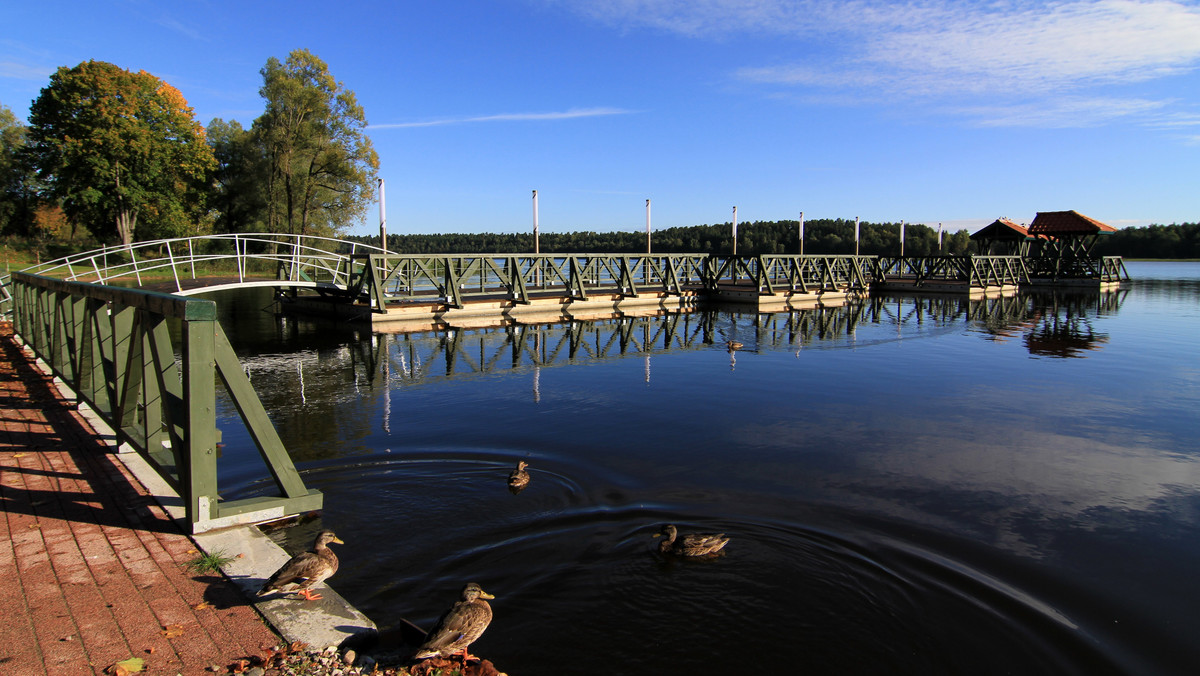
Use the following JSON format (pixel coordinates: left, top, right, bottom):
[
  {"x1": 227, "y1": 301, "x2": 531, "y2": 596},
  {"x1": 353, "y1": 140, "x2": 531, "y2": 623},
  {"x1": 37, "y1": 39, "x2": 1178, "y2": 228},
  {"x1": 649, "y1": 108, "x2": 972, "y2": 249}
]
[
  {"x1": 15, "y1": 51, "x2": 378, "y2": 247},
  {"x1": 25, "y1": 60, "x2": 216, "y2": 246}
]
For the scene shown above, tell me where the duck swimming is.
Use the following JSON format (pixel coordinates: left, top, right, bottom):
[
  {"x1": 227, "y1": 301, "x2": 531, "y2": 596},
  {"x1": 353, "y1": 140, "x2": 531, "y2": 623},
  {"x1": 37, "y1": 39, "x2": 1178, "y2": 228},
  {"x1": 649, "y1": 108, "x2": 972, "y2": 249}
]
[
  {"x1": 508, "y1": 460, "x2": 531, "y2": 491},
  {"x1": 654, "y1": 524, "x2": 730, "y2": 557}
]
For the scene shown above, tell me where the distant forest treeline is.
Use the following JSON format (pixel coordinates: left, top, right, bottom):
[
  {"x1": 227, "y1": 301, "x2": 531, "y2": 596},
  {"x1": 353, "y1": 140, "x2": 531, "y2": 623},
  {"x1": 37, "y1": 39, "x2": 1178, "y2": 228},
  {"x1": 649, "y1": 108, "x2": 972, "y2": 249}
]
[
  {"x1": 343, "y1": 219, "x2": 1200, "y2": 258},
  {"x1": 348, "y1": 219, "x2": 968, "y2": 256},
  {"x1": 1091, "y1": 222, "x2": 1200, "y2": 258}
]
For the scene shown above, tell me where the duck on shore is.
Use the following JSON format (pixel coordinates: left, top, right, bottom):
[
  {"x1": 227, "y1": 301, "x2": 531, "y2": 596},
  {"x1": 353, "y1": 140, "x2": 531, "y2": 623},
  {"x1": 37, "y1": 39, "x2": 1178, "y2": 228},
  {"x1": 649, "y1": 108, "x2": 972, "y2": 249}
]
[
  {"x1": 413, "y1": 583, "x2": 495, "y2": 662},
  {"x1": 256, "y1": 529, "x2": 343, "y2": 601}
]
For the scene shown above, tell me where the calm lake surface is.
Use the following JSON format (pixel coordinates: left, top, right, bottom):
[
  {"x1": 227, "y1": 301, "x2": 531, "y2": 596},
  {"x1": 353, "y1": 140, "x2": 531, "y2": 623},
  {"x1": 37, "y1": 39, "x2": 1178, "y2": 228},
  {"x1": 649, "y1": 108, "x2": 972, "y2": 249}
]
[{"x1": 206, "y1": 260, "x2": 1200, "y2": 675}]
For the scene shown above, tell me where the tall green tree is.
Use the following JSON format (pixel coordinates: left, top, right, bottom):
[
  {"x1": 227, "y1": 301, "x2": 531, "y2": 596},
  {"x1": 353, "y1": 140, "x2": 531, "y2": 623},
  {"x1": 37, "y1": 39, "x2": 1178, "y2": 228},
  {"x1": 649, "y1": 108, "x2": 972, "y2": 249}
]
[
  {"x1": 25, "y1": 60, "x2": 216, "y2": 246},
  {"x1": 0, "y1": 101, "x2": 36, "y2": 236},
  {"x1": 206, "y1": 117, "x2": 267, "y2": 233},
  {"x1": 252, "y1": 49, "x2": 379, "y2": 238}
]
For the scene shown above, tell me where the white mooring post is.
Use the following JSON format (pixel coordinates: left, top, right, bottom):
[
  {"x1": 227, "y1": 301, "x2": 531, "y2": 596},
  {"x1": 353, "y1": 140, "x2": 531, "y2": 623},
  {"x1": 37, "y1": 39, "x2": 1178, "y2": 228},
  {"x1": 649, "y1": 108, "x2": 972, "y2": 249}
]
[
  {"x1": 732, "y1": 206, "x2": 738, "y2": 257},
  {"x1": 855, "y1": 216, "x2": 860, "y2": 256},
  {"x1": 646, "y1": 199, "x2": 652, "y2": 254},
  {"x1": 938, "y1": 223, "x2": 944, "y2": 252},
  {"x1": 532, "y1": 190, "x2": 540, "y2": 255},
  {"x1": 900, "y1": 220, "x2": 905, "y2": 257},
  {"x1": 799, "y1": 211, "x2": 805, "y2": 255},
  {"x1": 378, "y1": 178, "x2": 387, "y2": 254}
]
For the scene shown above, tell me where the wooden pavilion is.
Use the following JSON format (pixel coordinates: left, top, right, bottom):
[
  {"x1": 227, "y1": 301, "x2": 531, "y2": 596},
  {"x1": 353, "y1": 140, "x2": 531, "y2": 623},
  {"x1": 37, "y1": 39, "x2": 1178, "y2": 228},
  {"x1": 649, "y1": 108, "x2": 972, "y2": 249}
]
[
  {"x1": 970, "y1": 218, "x2": 1035, "y2": 255},
  {"x1": 1025, "y1": 210, "x2": 1126, "y2": 285}
]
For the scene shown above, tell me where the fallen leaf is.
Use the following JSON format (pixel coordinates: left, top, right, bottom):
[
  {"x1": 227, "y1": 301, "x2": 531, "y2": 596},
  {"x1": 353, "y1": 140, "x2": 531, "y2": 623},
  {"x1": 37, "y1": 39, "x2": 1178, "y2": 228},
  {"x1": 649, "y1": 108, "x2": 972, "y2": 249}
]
[
  {"x1": 28, "y1": 523, "x2": 41, "y2": 530},
  {"x1": 288, "y1": 641, "x2": 308, "y2": 653},
  {"x1": 105, "y1": 656, "x2": 145, "y2": 675},
  {"x1": 13, "y1": 453, "x2": 27, "y2": 458},
  {"x1": 144, "y1": 647, "x2": 156, "y2": 654},
  {"x1": 191, "y1": 601, "x2": 214, "y2": 611},
  {"x1": 160, "y1": 624, "x2": 185, "y2": 638},
  {"x1": 230, "y1": 658, "x2": 249, "y2": 673},
  {"x1": 236, "y1": 553, "x2": 245, "y2": 558},
  {"x1": 186, "y1": 549, "x2": 199, "y2": 555}
]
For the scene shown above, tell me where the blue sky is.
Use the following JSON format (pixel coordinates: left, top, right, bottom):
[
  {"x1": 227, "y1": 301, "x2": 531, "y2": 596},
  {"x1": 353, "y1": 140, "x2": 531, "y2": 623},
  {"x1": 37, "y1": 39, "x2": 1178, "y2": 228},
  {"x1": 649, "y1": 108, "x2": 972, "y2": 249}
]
[{"x1": 2, "y1": 0, "x2": 1198, "y2": 237}]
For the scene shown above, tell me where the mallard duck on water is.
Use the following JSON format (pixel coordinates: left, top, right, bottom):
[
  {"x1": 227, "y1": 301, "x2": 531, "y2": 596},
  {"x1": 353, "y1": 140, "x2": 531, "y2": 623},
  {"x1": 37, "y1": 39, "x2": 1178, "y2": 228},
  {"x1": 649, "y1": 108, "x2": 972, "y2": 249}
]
[
  {"x1": 256, "y1": 529, "x2": 343, "y2": 601},
  {"x1": 655, "y1": 524, "x2": 730, "y2": 557},
  {"x1": 414, "y1": 583, "x2": 495, "y2": 662},
  {"x1": 508, "y1": 461, "x2": 531, "y2": 491},
  {"x1": 726, "y1": 340, "x2": 744, "y2": 352}
]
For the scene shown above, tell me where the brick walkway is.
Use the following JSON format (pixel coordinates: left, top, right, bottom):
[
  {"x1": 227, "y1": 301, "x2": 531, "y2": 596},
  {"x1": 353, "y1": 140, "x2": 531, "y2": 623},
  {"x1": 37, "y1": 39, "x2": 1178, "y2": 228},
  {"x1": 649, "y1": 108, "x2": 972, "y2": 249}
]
[{"x1": 0, "y1": 321, "x2": 281, "y2": 675}]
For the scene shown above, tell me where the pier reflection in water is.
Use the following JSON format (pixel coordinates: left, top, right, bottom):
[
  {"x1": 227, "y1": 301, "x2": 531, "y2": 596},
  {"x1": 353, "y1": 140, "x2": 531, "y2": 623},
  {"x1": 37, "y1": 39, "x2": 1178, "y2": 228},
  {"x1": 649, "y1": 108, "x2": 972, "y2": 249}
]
[
  {"x1": 207, "y1": 263, "x2": 1196, "y2": 676},
  {"x1": 234, "y1": 288, "x2": 1127, "y2": 395}
]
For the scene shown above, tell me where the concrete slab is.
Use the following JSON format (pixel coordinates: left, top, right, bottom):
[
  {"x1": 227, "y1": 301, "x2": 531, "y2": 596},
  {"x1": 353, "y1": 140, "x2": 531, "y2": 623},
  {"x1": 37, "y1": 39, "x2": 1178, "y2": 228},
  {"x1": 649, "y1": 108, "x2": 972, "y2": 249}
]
[
  {"x1": 195, "y1": 526, "x2": 376, "y2": 650},
  {"x1": 119, "y1": 443, "x2": 377, "y2": 651}
]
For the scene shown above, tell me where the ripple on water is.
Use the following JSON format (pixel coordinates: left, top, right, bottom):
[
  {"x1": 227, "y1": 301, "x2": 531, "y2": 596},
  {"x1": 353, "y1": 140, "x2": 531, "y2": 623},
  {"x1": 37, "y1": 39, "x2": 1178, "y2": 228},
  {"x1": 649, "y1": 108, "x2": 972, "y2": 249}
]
[{"x1": 253, "y1": 448, "x2": 1127, "y2": 676}]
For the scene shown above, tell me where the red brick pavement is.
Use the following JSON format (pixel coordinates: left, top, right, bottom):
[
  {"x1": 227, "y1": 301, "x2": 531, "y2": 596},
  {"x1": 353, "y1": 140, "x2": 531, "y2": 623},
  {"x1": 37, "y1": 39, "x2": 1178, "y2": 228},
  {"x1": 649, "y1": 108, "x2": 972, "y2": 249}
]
[{"x1": 0, "y1": 321, "x2": 281, "y2": 675}]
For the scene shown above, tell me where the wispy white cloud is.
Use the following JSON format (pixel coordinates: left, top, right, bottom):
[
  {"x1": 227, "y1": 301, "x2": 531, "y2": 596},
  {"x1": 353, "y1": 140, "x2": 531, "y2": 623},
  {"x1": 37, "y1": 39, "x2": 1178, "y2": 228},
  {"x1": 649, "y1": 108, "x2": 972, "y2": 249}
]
[
  {"x1": 870, "y1": 0, "x2": 1200, "y2": 94},
  {"x1": 556, "y1": 0, "x2": 1200, "y2": 128},
  {"x1": 955, "y1": 96, "x2": 1170, "y2": 128},
  {"x1": 1145, "y1": 111, "x2": 1200, "y2": 129},
  {"x1": 155, "y1": 16, "x2": 207, "y2": 42},
  {"x1": 0, "y1": 60, "x2": 54, "y2": 82},
  {"x1": 369, "y1": 107, "x2": 636, "y2": 129}
]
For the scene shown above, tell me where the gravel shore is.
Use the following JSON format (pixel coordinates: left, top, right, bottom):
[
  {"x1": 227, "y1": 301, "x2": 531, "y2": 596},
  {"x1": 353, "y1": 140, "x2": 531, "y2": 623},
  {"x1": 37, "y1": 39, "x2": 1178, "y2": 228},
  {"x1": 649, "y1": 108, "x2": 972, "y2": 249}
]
[{"x1": 208, "y1": 643, "x2": 505, "y2": 676}]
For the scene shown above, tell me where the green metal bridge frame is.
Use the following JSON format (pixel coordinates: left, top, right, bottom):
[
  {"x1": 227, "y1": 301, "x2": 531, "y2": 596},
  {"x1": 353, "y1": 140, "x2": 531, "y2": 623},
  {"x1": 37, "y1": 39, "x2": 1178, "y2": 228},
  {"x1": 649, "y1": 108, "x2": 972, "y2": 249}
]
[
  {"x1": 0, "y1": 235, "x2": 885, "y2": 315},
  {"x1": 0, "y1": 234, "x2": 1129, "y2": 316},
  {"x1": 8, "y1": 271, "x2": 321, "y2": 533}
]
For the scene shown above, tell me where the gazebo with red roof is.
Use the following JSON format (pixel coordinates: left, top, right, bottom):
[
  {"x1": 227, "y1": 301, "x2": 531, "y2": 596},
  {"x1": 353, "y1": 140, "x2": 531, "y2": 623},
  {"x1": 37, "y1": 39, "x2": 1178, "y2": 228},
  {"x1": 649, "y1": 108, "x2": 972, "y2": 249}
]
[
  {"x1": 1028, "y1": 210, "x2": 1117, "y2": 237},
  {"x1": 1026, "y1": 210, "x2": 1123, "y2": 281},
  {"x1": 970, "y1": 218, "x2": 1034, "y2": 255}
]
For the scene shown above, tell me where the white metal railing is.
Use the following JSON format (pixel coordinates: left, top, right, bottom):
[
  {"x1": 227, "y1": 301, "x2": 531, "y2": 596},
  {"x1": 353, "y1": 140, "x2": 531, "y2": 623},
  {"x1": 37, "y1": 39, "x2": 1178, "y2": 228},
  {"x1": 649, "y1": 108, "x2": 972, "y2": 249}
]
[{"x1": 1, "y1": 233, "x2": 388, "y2": 308}]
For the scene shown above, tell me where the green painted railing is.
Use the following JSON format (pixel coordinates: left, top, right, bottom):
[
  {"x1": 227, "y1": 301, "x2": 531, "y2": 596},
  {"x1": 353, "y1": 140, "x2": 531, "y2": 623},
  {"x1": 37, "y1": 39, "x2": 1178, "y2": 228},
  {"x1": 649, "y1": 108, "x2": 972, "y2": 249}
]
[
  {"x1": 712, "y1": 255, "x2": 874, "y2": 294},
  {"x1": 10, "y1": 271, "x2": 321, "y2": 533},
  {"x1": 0, "y1": 236, "x2": 1132, "y2": 320},
  {"x1": 874, "y1": 255, "x2": 1030, "y2": 288},
  {"x1": 1025, "y1": 254, "x2": 1130, "y2": 282},
  {"x1": 346, "y1": 253, "x2": 716, "y2": 309}
]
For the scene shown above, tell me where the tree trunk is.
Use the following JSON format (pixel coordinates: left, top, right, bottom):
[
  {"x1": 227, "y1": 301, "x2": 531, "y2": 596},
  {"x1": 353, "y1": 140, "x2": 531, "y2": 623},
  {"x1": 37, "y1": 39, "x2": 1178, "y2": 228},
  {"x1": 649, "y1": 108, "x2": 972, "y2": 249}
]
[
  {"x1": 284, "y1": 172, "x2": 296, "y2": 236},
  {"x1": 116, "y1": 209, "x2": 137, "y2": 247}
]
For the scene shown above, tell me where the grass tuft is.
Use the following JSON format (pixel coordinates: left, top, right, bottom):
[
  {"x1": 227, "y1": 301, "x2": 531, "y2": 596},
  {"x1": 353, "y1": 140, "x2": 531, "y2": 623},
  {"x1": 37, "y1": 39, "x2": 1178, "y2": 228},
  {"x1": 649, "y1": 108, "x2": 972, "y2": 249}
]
[{"x1": 184, "y1": 549, "x2": 237, "y2": 574}]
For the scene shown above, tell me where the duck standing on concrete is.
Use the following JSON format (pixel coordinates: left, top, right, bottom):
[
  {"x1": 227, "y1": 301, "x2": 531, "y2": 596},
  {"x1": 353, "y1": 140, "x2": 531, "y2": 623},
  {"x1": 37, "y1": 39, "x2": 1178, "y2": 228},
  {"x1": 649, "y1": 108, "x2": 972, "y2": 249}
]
[
  {"x1": 256, "y1": 529, "x2": 343, "y2": 601},
  {"x1": 655, "y1": 524, "x2": 730, "y2": 557},
  {"x1": 414, "y1": 583, "x2": 495, "y2": 662}
]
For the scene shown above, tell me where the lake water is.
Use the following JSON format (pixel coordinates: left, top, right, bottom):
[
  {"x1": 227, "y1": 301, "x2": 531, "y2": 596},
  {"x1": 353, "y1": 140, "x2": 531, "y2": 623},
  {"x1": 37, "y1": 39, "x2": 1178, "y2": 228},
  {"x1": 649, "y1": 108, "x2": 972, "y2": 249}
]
[{"x1": 207, "y1": 260, "x2": 1200, "y2": 675}]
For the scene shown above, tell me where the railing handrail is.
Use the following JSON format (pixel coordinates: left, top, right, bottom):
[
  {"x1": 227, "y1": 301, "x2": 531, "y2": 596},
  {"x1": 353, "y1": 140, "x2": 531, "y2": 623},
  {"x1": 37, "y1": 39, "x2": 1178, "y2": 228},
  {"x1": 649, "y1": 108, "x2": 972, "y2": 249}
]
[
  {"x1": 1, "y1": 239, "x2": 1131, "y2": 318},
  {"x1": 8, "y1": 271, "x2": 321, "y2": 533}
]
